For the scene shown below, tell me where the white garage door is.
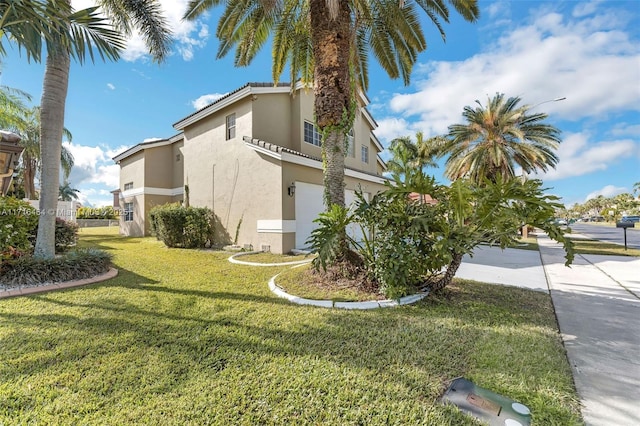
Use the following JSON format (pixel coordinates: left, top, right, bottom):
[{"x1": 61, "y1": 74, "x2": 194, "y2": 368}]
[
  {"x1": 295, "y1": 182, "x2": 325, "y2": 248},
  {"x1": 294, "y1": 183, "x2": 370, "y2": 249}
]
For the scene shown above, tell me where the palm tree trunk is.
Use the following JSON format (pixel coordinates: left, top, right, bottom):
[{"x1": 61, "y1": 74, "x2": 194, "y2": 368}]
[
  {"x1": 34, "y1": 46, "x2": 70, "y2": 259},
  {"x1": 430, "y1": 252, "x2": 464, "y2": 292},
  {"x1": 309, "y1": 0, "x2": 352, "y2": 209}
]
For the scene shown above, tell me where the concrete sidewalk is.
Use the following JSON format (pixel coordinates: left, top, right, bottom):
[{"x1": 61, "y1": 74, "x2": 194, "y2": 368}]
[
  {"x1": 457, "y1": 240, "x2": 640, "y2": 425},
  {"x1": 537, "y1": 236, "x2": 640, "y2": 426}
]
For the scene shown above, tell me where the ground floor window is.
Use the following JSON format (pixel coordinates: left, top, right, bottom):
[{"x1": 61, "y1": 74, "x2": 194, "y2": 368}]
[{"x1": 124, "y1": 202, "x2": 134, "y2": 222}]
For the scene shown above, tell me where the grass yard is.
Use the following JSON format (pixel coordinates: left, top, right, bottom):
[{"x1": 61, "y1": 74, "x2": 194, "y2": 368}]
[
  {"x1": 0, "y1": 228, "x2": 582, "y2": 424},
  {"x1": 570, "y1": 238, "x2": 640, "y2": 257}
]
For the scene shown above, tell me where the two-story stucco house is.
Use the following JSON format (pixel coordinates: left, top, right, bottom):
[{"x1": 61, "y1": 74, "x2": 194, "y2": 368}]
[{"x1": 113, "y1": 82, "x2": 388, "y2": 254}]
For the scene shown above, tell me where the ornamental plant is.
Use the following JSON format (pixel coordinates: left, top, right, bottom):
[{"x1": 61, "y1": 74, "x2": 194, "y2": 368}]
[{"x1": 0, "y1": 197, "x2": 39, "y2": 260}]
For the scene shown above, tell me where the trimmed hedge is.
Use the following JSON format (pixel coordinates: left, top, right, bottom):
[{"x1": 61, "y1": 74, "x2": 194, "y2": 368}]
[
  {"x1": 149, "y1": 203, "x2": 214, "y2": 248},
  {"x1": 0, "y1": 248, "x2": 112, "y2": 287}
]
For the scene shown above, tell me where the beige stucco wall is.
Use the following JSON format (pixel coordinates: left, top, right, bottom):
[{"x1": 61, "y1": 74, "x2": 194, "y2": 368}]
[
  {"x1": 119, "y1": 152, "x2": 145, "y2": 189},
  {"x1": 182, "y1": 97, "x2": 286, "y2": 252},
  {"x1": 119, "y1": 194, "x2": 144, "y2": 237},
  {"x1": 251, "y1": 93, "x2": 291, "y2": 146}
]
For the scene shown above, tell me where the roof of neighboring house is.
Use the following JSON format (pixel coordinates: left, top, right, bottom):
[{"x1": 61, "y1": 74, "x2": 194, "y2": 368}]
[
  {"x1": 112, "y1": 133, "x2": 184, "y2": 163},
  {"x1": 243, "y1": 137, "x2": 388, "y2": 184},
  {"x1": 408, "y1": 192, "x2": 438, "y2": 205}
]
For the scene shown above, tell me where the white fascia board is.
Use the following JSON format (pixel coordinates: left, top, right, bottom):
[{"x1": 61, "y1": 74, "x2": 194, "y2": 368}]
[
  {"x1": 174, "y1": 85, "x2": 294, "y2": 131},
  {"x1": 362, "y1": 108, "x2": 378, "y2": 131},
  {"x1": 121, "y1": 187, "x2": 184, "y2": 198},
  {"x1": 174, "y1": 86, "x2": 252, "y2": 130},
  {"x1": 280, "y1": 152, "x2": 387, "y2": 185},
  {"x1": 113, "y1": 138, "x2": 176, "y2": 163},
  {"x1": 257, "y1": 220, "x2": 296, "y2": 233},
  {"x1": 244, "y1": 141, "x2": 283, "y2": 160},
  {"x1": 370, "y1": 132, "x2": 383, "y2": 152},
  {"x1": 377, "y1": 154, "x2": 387, "y2": 170}
]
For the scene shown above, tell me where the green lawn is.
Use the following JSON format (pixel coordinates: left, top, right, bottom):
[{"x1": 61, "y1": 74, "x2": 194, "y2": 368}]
[{"x1": 0, "y1": 229, "x2": 582, "y2": 424}]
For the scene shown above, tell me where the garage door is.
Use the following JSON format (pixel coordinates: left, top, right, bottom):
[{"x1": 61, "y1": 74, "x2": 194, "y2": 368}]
[
  {"x1": 295, "y1": 182, "x2": 325, "y2": 248},
  {"x1": 294, "y1": 183, "x2": 370, "y2": 249}
]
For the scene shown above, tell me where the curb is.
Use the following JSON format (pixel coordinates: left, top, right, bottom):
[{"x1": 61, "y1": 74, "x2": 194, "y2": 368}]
[
  {"x1": 268, "y1": 272, "x2": 428, "y2": 310},
  {"x1": 228, "y1": 251, "x2": 315, "y2": 267},
  {"x1": 0, "y1": 268, "x2": 119, "y2": 299}
]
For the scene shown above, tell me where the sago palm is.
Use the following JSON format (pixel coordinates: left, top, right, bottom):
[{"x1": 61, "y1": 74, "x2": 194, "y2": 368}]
[
  {"x1": 444, "y1": 93, "x2": 562, "y2": 184},
  {"x1": 184, "y1": 0, "x2": 479, "y2": 208}
]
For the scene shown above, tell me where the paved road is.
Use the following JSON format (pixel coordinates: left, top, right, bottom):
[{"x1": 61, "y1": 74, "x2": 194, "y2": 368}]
[{"x1": 569, "y1": 223, "x2": 640, "y2": 249}]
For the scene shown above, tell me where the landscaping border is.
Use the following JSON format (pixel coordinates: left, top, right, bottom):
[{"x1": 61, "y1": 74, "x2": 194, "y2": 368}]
[
  {"x1": 0, "y1": 268, "x2": 119, "y2": 299},
  {"x1": 228, "y1": 251, "x2": 315, "y2": 267}
]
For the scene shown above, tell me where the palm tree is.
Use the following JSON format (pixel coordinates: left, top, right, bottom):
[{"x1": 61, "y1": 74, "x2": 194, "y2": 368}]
[
  {"x1": 443, "y1": 93, "x2": 562, "y2": 184},
  {"x1": 58, "y1": 180, "x2": 79, "y2": 201},
  {"x1": 16, "y1": 107, "x2": 74, "y2": 199},
  {"x1": 29, "y1": 1, "x2": 171, "y2": 259},
  {"x1": 634, "y1": 182, "x2": 640, "y2": 197},
  {"x1": 0, "y1": 85, "x2": 32, "y2": 129},
  {"x1": 184, "y1": 0, "x2": 479, "y2": 208}
]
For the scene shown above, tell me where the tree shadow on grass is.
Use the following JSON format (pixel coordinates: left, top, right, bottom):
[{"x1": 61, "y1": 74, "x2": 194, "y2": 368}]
[{"x1": 0, "y1": 278, "x2": 580, "y2": 424}]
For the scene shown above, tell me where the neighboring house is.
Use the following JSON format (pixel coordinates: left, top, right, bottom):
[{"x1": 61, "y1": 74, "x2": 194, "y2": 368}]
[
  {"x1": 0, "y1": 130, "x2": 24, "y2": 196},
  {"x1": 113, "y1": 82, "x2": 388, "y2": 253}
]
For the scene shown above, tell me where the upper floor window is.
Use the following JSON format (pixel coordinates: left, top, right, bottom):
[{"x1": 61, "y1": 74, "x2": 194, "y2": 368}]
[
  {"x1": 346, "y1": 129, "x2": 355, "y2": 157},
  {"x1": 361, "y1": 145, "x2": 369, "y2": 164},
  {"x1": 226, "y1": 113, "x2": 236, "y2": 140},
  {"x1": 303, "y1": 121, "x2": 321, "y2": 147},
  {"x1": 124, "y1": 182, "x2": 133, "y2": 191}
]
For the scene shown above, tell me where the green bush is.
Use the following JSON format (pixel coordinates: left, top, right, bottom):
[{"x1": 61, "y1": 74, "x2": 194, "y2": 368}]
[
  {"x1": 148, "y1": 203, "x2": 214, "y2": 248},
  {"x1": 0, "y1": 197, "x2": 39, "y2": 259},
  {"x1": 0, "y1": 248, "x2": 112, "y2": 286},
  {"x1": 55, "y1": 218, "x2": 78, "y2": 252}
]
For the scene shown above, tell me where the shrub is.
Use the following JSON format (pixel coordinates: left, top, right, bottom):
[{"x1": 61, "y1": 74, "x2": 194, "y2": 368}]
[
  {"x1": 0, "y1": 197, "x2": 39, "y2": 260},
  {"x1": 55, "y1": 218, "x2": 79, "y2": 252},
  {"x1": 149, "y1": 203, "x2": 214, "y2": 248},
  {"x1": 0, "y1": 248, "x2": 112, "y2": 287}
]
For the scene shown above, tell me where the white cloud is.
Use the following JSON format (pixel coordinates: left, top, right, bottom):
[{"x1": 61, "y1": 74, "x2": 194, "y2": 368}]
[
  {"x1": 585, "y1": 185, "x2": 627, "y2": 201},
  {"x1": 382, "y1": 6, "x2": 640, "y2": 137},
  {"x1": 192, "y1": 93, "x2": 228, "y2": 110},
  {"x1": 534, "y1": 133, "x2": 638, "y2": 181},
  {"x1": 106, "y1": 83, "x2": 115, "y2": 90},
  {"x1": 63, "y1": 142, "x2": 120, "y2": 189},
  {"x1": 72, "y1": 0, "x2": 210, "y2": 62},
  {"x1": 143, "y1": 137, "x2": 164, "y2": 143}
]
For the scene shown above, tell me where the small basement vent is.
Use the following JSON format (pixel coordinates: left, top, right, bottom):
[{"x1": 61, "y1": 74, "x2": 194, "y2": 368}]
[
  {"x1": 243, "y1": 244, "x2": 253, "y2": 251},
  {"x1": 261, "y1": 245, "x2": 271, "y2": 252}
]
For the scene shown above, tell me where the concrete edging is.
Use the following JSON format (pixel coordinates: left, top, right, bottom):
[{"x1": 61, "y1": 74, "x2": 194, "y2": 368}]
[
  {"x1": 0, "y1": 268, "x2": 119, "y2": 299},
  {"x1": 228, "y1": 251, "x2": 315, "y2": 267},
  {"x1": 268, "y1": 272, "x2": 428, "y2": 310}
]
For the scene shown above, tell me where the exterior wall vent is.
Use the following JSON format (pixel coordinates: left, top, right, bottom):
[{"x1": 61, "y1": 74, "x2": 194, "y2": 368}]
[{"x1": 261, "y1": 245, "x2": 271, "y2": 252}]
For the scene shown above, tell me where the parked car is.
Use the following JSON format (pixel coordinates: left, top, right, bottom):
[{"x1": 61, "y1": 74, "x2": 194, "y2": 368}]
[
  {"x1": 554, "y1": 218, "x2": 568, "y2": 226},
  {"x1": 621, "y1": 215, "x2": 640, "y2": 223}
]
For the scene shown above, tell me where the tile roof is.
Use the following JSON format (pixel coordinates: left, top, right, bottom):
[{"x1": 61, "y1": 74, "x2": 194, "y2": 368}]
[
  {"x1": 243, "y1": 137, "x2": 386, "y2": 180},
  {"x1": 174, "y1": 82, "x2": 291, "y2": 128}
]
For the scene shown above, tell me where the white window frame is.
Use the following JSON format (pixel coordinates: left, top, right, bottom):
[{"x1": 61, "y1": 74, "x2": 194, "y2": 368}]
[
  {"x1": 303, "y1": 121, "x2": 322, "y2": 147},
  {"x1": 123, "y1": 182, "x2": 133, "y2": 191},
  {"x1": 346, "y1": 129, "x2": 355, "y2": 157},
  {"x1": 123, "y1": 202, "x2": 134, "y2": 222},
  {"x1": 226, "y1": 113, "x2": 236, "y2": 140},
  {"x1": 361, "y1": 145, "x2": 369, "y2": 163}
]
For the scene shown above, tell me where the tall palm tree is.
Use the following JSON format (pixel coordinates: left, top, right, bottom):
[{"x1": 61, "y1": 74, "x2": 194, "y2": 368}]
[
  {"x1": 444, "y1": 93, "x2": 562, "y2": 184},
  {"x1": 16, "y1": 107, "x2": 74, "y2": 199},
  {"x1": 32, "y1": 1, "x2": 171, "y2": 259},
  {"x1": 184, "y1": 0, "x2": 479, "y2": 208},
  {"x1": 58, "y1": 180, "x2": 79, "y2": 201}
]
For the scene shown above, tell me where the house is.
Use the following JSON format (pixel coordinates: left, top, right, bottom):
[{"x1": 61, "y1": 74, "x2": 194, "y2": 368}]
[
  {"x1": 113, "y1": 82, "x2": 388, "y2": 253},
  {"x1": 0, "y1": 130, "x2": 24, "y2": 196}
]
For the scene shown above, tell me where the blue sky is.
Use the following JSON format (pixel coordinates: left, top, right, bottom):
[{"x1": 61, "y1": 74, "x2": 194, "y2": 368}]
[{"x1": 1, "y1": 0, "x2": 638, "y2": 207}]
